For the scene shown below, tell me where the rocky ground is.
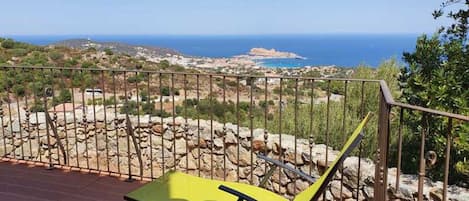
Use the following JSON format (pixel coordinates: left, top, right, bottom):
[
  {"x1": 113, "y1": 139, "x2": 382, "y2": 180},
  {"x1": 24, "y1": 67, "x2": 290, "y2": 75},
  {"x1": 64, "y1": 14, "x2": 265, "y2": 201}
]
[{"x1": 0, "y1": 109, "x2": 468, "y2": 201}]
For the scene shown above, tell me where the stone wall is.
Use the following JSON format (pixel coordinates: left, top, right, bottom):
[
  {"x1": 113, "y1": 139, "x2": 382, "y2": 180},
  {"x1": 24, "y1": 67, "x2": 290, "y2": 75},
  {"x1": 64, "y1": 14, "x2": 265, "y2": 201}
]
[{"x1": 1, "y1": 109, "x2": 468, "y2": 201}]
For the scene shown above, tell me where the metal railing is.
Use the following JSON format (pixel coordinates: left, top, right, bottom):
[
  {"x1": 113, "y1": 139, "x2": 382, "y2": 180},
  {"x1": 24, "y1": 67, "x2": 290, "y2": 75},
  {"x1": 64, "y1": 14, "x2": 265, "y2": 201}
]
[
  {"x1": 0, "y1": 66, "x2": 467, "y2": 201},
  {"x1": 375, "y1": 81, "x2": 469, "y2": 201}
]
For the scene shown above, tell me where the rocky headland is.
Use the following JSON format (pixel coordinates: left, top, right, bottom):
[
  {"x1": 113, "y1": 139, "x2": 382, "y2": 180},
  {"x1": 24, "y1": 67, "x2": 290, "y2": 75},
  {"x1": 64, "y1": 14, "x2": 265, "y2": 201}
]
[{"x1": 235, "y1": 48, "x2": 306, "y2": 59}]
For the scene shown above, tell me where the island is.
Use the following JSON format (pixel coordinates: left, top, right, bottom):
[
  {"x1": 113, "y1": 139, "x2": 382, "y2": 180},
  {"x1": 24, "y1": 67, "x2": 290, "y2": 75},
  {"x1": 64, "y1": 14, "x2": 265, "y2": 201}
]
[{"x1": 235, "y1": 47, "x2": 305, "y2": 59}]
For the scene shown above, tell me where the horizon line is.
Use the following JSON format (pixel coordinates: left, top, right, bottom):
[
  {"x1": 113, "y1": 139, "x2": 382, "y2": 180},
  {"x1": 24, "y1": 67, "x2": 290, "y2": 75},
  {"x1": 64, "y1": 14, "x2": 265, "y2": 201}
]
[{"x1": 2, "y1": 32, "x2": 430, "y2": 37}]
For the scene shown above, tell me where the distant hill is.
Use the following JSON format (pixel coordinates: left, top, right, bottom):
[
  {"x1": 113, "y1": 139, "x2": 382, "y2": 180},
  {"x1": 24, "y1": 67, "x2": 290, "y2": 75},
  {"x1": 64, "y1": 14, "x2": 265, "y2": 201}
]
[
  {"x1": 0, "y1": 37, "x2": 190, "y2": 71},
  {"x1": 52, "y1": 39, "x2": 181, "y2": 57}
]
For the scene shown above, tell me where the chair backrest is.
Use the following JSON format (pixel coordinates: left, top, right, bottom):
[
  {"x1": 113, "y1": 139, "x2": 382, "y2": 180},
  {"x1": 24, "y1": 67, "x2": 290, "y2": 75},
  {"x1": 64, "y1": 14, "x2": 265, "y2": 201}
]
[{"x1": 293, "y1": 113, "x2": 372, "y2": 201}]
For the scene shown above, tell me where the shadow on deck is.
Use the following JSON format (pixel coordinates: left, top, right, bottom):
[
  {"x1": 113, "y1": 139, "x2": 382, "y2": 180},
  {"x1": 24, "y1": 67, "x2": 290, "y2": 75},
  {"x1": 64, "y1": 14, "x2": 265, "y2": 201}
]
[{"x1": 0, "y1": 159, "x2": 145, "y2": 201}]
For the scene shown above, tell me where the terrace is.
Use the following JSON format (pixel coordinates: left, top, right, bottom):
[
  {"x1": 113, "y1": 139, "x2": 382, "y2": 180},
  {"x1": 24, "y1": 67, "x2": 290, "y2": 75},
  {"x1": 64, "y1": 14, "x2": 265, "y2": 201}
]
[{"x1": 0, "y1": 66, "x2": 468, "y2": 201}]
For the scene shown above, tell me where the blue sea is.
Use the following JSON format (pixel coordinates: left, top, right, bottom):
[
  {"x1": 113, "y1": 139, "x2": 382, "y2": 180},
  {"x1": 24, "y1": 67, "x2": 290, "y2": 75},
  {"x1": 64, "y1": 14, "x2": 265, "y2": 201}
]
[{"x1": 6, "y1": 34, "x2": 418, "y2": 68}]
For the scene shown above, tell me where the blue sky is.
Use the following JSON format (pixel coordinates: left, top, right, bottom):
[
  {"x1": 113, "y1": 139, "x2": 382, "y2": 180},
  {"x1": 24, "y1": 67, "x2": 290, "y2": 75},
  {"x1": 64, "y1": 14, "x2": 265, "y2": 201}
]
[{"x1": 0, "y1": 0, "x2": 456, "y2": 35}]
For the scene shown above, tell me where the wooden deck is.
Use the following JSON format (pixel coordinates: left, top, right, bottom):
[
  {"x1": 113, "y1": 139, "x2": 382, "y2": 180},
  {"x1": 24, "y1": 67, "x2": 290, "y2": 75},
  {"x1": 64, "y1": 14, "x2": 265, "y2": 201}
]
[{"x1": 0, "y1": 159, "x2": 146, "y2": 201}]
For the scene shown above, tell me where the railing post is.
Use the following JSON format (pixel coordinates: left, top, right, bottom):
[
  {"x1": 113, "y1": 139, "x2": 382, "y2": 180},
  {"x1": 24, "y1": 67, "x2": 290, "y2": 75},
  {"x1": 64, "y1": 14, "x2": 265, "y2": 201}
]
[{"x1": 374, "y1": 86, "x2": 391, "y2": 200}]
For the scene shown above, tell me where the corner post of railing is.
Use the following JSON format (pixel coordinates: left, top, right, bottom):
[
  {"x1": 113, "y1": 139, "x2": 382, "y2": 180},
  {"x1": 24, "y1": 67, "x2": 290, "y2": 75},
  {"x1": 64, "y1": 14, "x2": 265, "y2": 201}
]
[{"x1": 374, "y1": 81, "x2": 392, "y2": 200}]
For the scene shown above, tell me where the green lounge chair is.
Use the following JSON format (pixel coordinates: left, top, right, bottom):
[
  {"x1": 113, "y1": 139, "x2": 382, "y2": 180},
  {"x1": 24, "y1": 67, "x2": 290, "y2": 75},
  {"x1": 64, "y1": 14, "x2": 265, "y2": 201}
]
[{"x1": 124, "y1": 113, "x2": 371, "y2": 201}]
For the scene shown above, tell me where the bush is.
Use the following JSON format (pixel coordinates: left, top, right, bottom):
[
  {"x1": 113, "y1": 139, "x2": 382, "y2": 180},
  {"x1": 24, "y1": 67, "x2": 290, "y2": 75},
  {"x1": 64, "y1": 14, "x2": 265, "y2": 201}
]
[
  {"x1": 161, "y1": 86, "x2": 170, "y2": 96},
  {"x1": 8, "y1": 48, "x2": 29, "y2": 57},
  {"x1": 153, "y1": 109, "x2": 171, "y2": 118},
  {"x1": 104, "y1": 48, "x2": 114, "y2": 55},
  {"x1": 12, "y1": 84, "x2": 25, "y2": 97},
  {"x1": 140, "y1": 90, "x2": 148, "y2": 101},
  {"x1": 120, "y1": 101, "x2": 138, "y2": 114},
  {"x1": 29, "y1": 101, "x2": 45, "y2": 112},
  {"x1": 22, "y1": 51, "x2": 48, "y2": 65},
  {"x1": 81, "y1": 61, "x2": 95, "y2": 68},
  {"x1": 58, "y1": 89, "x2": 72, "y2": 103},
  {"x1": 48, "y1": 51, "x2": 64, "y2": 61},
  {"x1": 142, "y1": 101, "x2": 156, "y2": 115},
  {"x1": 1, "y1": 39, "x2": 14, "y2": 49},
  {"x1": 104, "y1": 97, "x2": 117, "y2": 106},
  {"x1": 127, "y1": 74, "x2": 145, "y2": 83},
  {"x1": 87, "y1": 98, "x2": 103, "y2": 105}
]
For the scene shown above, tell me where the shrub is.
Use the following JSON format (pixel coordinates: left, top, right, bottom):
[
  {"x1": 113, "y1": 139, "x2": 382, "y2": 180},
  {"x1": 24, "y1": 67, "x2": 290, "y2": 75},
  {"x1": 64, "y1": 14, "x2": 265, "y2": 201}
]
[
  {"x1": 81, "y1": 61, "x2": 95, "y2": 68},
  {"x1": 12, "y1": 84, "x2": 25, "y2": 97},
  {"x1": 120, "y1": 100, "x2": 138, "y2": 114},
  {"x1": 104, "y1": 97, "x2": 117, "y2": 106},
  {"x1": 161, "y1": 86, "x2": 170, "y2": 96},
  {"x1": 8, "y1": 48, "x2": 29, "y2": 57},
  {"x1": 29, "y1": 101, "x2": 45, "y2": 112},
  {"x1": 48, "y1": 51, "x2": 64, "y2": 61},
  {"x1": 104, "y1": 48, "x2": 114, "y2": 55},
  {"x1": 87, "y1": 98, "x2": 103, "y2": 105},
  {"x1": 142, "y1": 101, "x2": 156, "y2": 115},
  {"x1": 1, "y1": 39, "x2": 14, "y2": 49}
]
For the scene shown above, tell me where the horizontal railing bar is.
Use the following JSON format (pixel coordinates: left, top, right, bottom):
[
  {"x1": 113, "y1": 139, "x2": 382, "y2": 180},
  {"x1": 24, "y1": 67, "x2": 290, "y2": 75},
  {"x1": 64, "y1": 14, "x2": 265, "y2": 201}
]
[
  {"x1": 379, "y1": 81, "x2": 468, "y2": 121},
  {"x1": 391, "y1": 102, "x2": 468, "y2": 121}
]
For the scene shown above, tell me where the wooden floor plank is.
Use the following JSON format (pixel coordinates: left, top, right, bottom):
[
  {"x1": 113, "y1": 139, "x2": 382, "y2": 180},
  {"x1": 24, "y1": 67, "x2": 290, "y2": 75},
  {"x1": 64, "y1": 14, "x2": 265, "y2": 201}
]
[{"x1": 0, "y1": 161, "x2": 145, "y2": 201}]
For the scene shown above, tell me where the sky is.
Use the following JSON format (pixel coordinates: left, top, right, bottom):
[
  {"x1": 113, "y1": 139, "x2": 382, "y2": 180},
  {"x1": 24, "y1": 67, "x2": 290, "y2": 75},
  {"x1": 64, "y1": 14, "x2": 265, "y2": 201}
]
[{"x1": 0, "y1": 0, "x2": 457, "y2": 35}]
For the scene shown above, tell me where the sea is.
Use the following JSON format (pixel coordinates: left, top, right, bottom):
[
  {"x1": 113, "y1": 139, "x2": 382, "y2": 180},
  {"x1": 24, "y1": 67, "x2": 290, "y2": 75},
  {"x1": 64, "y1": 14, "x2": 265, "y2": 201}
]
[{"x1": 6, "y1": 34, "x2": 418, "y2": 68}]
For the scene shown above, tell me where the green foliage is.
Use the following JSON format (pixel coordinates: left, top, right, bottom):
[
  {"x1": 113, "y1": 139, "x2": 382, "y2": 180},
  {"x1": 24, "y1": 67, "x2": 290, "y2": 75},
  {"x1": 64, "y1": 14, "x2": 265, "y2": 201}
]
[
  {"x1": 153, "y1": 109, "x2": 171, "y2": 118},
  {"x1": 120, "y1": 101, "x2": 138, "y2": 115},
  {"x1": 303, "y1": 70, "x2": 321, "y2": 78},
  {"x1": 273, "y1": 86, "x2": 295, "y2": 95},
  {"x1": 48, "y1": 51, "x2": 64, "y2": 61},
  {"x1": 142, "y1": 101, "x2": 160, "y2": 115},
  {"x1": 58, "y1": 89, "x2": 72, "y2": 103},
  {"x1": 81, "y1": 61, "x2": 95, "y2": 68},
  {"x1": 87, "y1": 98, "x2": 103, "y2": 105},
  {"x1": 159, "y1": 60, "x2": 170, "y2": 69},
  {"x1": 0, "y1": 56, "x2": 5, "y2": 64},
  {"x1": 12, "y1": 84, "x2": 25, "y2": 97},
  {"x1": 86, "y1": 47, "x2": 97, "y2": 52},
  {"x1": 104, "y1": 97, "x2": 117, "y2": 106},
  {"x1": 8, "y1": 48, "x2": 29, "y2": 57},
  {"x1": 160, "y1": 86, "x2": 171, "y2": 96},
  {"x1": 127, "y1": 73, "x2": 146, "y2": 83},
  {"x1": 104, "y1": 48, "x2": 114, "y2": 55},
  {"x1": 22, "y1": 51, "x2": 48, "y2": 66},
  {"x1": 64, "y1": 59, "x2": 79, "y2": 67},
  {"x1": 259, "y1": 100, "x2": 275, "y2": 109},
  {"x1": 398, "y1": 1, "x2": 469, "y2": 185},
  {"x1": 29, "y1": 100, "x2": 45, "y2": 112},
  {"x1": 71, "y1": 71, "x2": 95, "y2": 89},
  {"x1": 140, "y1": 90, "x2": 149, "y2": 101},
  {"x1": 1, "y1": 39, "x2": 15, "y2": 49},
  {"x1": 170, "y1": 64, "x2": 185, "y2": 72}
]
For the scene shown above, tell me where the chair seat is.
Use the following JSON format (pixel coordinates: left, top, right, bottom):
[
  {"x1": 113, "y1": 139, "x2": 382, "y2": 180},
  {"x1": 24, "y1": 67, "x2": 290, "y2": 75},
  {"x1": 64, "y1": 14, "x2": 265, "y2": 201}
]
[{"x1": 124, "y1": 171, "x2": 288, "y2": 201}]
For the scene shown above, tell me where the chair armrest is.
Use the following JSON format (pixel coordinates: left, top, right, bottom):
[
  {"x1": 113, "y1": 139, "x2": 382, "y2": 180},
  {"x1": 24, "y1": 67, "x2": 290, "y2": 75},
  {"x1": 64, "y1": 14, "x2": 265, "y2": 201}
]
[
  {"x1": 257, "y1": 154, "x2": 316, "y2": 183},
  {"x1": 218, "y1": 185, "x2": 257, "y2": 201}
]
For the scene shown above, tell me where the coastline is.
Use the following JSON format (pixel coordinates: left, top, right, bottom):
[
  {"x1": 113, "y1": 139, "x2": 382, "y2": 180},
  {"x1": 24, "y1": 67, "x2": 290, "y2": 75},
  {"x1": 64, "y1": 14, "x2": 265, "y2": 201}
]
[{"x1": 5, "y1": 34, "x2": 415, "y2": 67}]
